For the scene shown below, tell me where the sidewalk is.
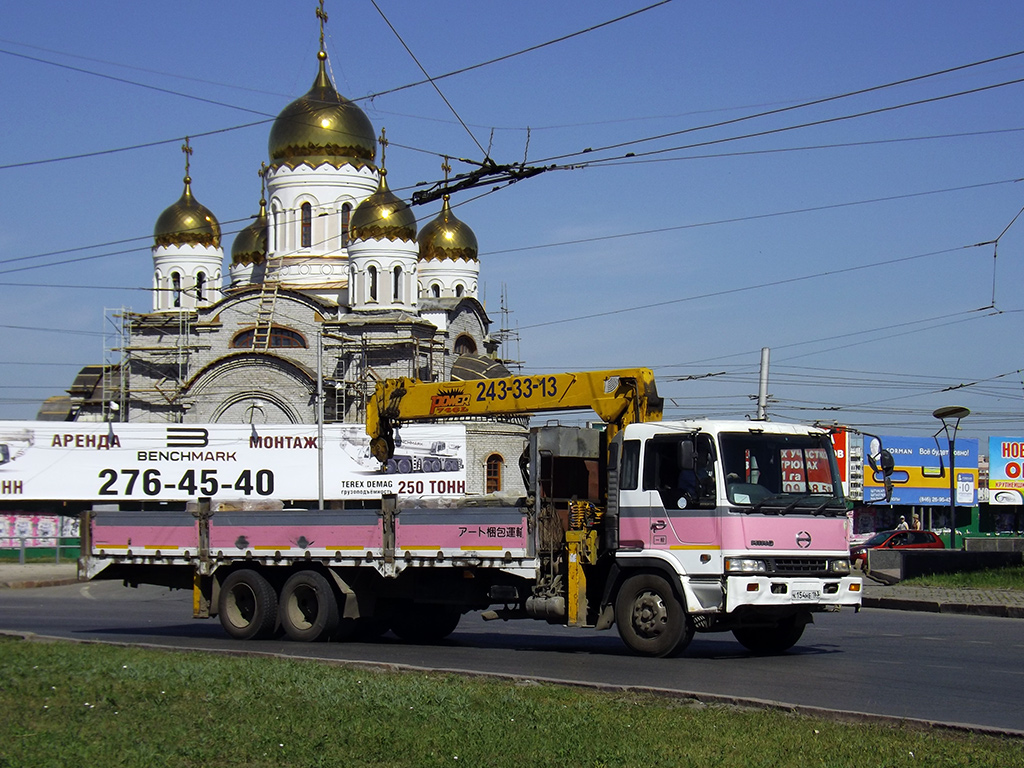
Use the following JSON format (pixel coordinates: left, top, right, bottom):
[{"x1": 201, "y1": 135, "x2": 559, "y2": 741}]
[
  {"x1": 861, "y1": 581, "x2": 1024, "y2": 619},
  {"x1": 0, "y1": 562, "x2": 80, "y2": 589}
]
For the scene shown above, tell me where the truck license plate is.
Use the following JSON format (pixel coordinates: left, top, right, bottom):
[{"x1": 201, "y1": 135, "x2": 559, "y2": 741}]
[{"x1": 792, "y1": 589, "x2": 819, "y2": 602}]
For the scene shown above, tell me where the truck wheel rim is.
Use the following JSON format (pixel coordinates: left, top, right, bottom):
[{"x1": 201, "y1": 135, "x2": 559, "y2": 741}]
[
  {"x1": 630, "y1": 590, "x2": 668, "y2": 637},
  {"x1": 285, "y1": 584, "x2": 319, "y2": 630},
  {"x1": 226, "y1": 584, "x2": 257, "y2": 627}
]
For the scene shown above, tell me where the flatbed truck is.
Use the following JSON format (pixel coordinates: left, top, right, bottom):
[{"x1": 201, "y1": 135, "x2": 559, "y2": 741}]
[{"x1": 82, "y1": 369, "x2": 860, "y2": 656}]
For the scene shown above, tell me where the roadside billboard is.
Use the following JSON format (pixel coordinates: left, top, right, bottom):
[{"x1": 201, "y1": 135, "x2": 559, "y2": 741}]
[
  {"x1": 0, "y1": 422, "x2": 466, "y2": 502},
  {"x1": 829, "y1": 428, "x2": 850, "y2": 496},
  {"x1": 988, "y1": 436, "x2": 1024, "y2": 505},
  {"x1": 0, "y1": 514, "x2": 79, "y2": 548},
  {"x1": 863, "y1": 435, "x2": 978, "y2": 506}
]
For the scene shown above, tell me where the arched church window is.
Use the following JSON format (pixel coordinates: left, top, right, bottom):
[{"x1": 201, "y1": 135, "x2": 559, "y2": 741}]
[
  {"x1": 171, "y1": 272, "x2": 182, "y2": 308},
  {"x1": 231, "y1": 327, "x2": 308, "y2": 349},
  {"x1": 486, "y1": 454, "x2": 504, "y2": 493},
  {"x1": 454, "y1": 335, "x2": 477, "y2": 356},
  {"x1": 455, "y1": 284, "x2": 465, "y2": 297},
  {"x1": 393, "y1": 266, "x2": 402, "y2": 302},
  {"x1": 196, "y1": 272, "x2": 206, "y2": 303},
  {"x1": 368, "y1": 266, "x2": 378, "y2": 301},
  {"x1": 431, "y1": 283, "x2": 441, "y2": 298},
  {"x1": 301, "y1": 202, "x2": 312, "y2": 248},
  {"x1": 341, "y1": 203, "x2": 352, "y2": 248}
]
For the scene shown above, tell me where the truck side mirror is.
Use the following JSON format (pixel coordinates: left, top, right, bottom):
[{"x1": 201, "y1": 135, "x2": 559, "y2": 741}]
[
  {"x1": 679, "y1": 440, "x2": 696, "y2": 471},
  {"x1": 879, "y1": 449, "x2": 894, "y2": 502},
  {"x1": 879, "y1": 449, "x2": 894, "y2": 476},
  {"x1": 867, "y1": 447, "x2": 895, "y2": 502},
  {"x1": 868, "y1": 448, "x2": 895, "y2": 477}
]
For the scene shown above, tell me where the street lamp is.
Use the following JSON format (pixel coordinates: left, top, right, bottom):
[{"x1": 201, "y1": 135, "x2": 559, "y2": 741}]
[
  {"x1": 317, "y1": 330, "x2": 324, "y2": 511},
  {"x1": 932, "y1": 406, "x2": 970, "y2": 550}
]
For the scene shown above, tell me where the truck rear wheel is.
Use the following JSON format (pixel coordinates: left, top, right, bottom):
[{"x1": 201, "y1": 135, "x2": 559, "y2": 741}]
[
  {"x1": 732, "y1": 615, "x2": 806, "y2": 654},
  {"x1": 390, "y1": 604, "x2": 461, "y2": 643},
  {"x1": 218, "y1": 569, "x2": 278, "y2": 640},
  {"x1": 615, "y1": 573, "x2": 693, "y2": 657},
  {"x1": 279, "y1": 570, "x2": 340, "y2": 642}
]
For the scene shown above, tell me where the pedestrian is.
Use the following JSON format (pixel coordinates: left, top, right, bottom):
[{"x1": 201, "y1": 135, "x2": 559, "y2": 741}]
[
  {"x1": 911, "y1": 512, "x2": 921, "y2": 530},
  {"x1": 896, "y1": 515, "x2": 909, "y2": 531}
]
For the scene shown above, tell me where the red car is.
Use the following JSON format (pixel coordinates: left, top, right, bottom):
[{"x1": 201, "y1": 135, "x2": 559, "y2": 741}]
[{"x1": 850, "y1": 529, "x2": 945, "y2": 568}]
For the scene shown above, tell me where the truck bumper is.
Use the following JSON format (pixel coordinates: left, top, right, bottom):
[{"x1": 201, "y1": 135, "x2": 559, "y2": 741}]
[{"x1": 725, "y1": 574, "x2": 861, "y2": 613}]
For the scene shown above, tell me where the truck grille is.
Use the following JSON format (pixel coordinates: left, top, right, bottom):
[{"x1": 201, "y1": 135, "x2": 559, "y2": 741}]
[{"x1": 769, "y1": 558, "x2": 828, "y2": 575}]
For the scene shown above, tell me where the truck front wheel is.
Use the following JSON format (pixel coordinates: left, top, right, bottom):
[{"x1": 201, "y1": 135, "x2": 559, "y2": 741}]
[
  {"x1": 732, "y1": 615, "x2": 806, "y2": 654},
  {"x1": 218, "y1": 569, "x2": 278, "y2": 640},
  {"x1": 615, "y1": 573, "x2": 693, "y2": 657},
  {"x1": 279, "y1": 570, "x2": 340, "y2": 642}
]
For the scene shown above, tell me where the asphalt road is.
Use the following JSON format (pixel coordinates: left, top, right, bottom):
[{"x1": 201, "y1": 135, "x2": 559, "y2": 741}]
[{"x1": 2, "y1": 580, "x2": 1022, "y2": 733}]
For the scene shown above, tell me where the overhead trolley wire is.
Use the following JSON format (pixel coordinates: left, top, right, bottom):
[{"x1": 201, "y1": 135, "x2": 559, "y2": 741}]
[
  {"x1": 518, "y1": 244, "x2": 983, "y2": 330},
  {"x1": 531, "y1": 48, "x2": 1024, "y2": 165},
  {"x1": 0, "y1": 1, "x2": 673, "y2": 172}
]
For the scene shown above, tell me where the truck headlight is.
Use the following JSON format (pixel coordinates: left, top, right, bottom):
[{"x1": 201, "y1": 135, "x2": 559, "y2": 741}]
[
  {"x1": 829, "y1": 559, "x2": 852, "y2": 574},
  {"x1": 725, "y1": 558, "x2": 767, "y2": 574}
]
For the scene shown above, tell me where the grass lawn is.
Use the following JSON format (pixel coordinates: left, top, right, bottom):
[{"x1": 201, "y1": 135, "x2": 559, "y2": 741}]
[
  {"x1": 0, "y1": 637, "x2": 1020, "y2": 767},
  {"x1": 899, "y1": 565, "x2": 1024, "y2": 591}
]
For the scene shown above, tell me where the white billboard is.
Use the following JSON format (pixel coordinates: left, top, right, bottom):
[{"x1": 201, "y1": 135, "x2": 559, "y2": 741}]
[{"x1": 0, "y1": 422, "x2": 466, "y2": 502}]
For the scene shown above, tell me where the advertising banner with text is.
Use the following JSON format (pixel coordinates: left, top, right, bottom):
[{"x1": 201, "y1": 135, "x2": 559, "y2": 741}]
[
  {"x1": 0, "y1": 422, "x2": 466, "y2": 502},
  {"x1": 863, "y1": 435, "x2": 978, "y2": 506},
  {"x1": 830, "y1": 428, "x2": 850, "y2": 496},
  {"x1": 988, "y1": 436, "x2": 1024, "y2": 505}
]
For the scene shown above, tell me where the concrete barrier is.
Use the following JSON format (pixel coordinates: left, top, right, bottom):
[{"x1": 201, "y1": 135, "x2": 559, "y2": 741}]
[
  {"x1": 866, "y1": 549, "x2": 1023, "y2": 583},
  {"x1": 964, "y1": 537, "x2": 1024, "y2": 553}
]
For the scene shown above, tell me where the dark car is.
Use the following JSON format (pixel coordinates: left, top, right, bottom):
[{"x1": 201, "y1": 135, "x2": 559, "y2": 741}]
[{"x1": 850, "y1": 529, "x2": 944, "y2": 567}]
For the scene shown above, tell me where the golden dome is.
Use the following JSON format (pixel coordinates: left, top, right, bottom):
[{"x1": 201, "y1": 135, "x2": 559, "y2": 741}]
[
  {"x1": 350, "y1": 169, "x2": 416, "y2": 242},
  {"x1": 154, "y1": 176, "x2": 221, "y2": 248},
  {"x1": 231, "y1": 197, "x2": 268, "y2": 266},
  {"x1": 417, "y1": 196, "x2": 478, "y2": 262},
  {"x1": 268, "y1": 52, "x2": 376, "y2": 169}
]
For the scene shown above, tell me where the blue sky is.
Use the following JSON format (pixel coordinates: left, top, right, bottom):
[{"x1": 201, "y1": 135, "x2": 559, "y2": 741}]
[{"x1": 2, "y1": 1, "x2": 1023, "y2": 441}]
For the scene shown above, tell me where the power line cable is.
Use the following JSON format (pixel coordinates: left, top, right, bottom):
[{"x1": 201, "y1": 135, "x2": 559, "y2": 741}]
[
  {"x1": 4, "y1": 18, "x2": 1020, "y2": 184},
  {"x1": 518, "y1": 244, "x2": 983, "y2": 330},
  {"x1": 482, "y1": 177, "x2": 1022, "y2": 257},
  {"x1": 0, "y1": 37, "x2": 294, "y2": 98},
  {"x1": 0, "y1": 48, "x2": 276, "y2": 118},
  {"x1": 367, "y1": 1, "x2": 674, "y2": 101},
  {"x1": 0, "y1": 2, "x2": 672, "y2": 173},
  {"x1": 368, "y1": 0, "x2": 485, "y2": 157},
  {"x1": 10, "y1": 171, "x2": 1015, "y2": 279},
  {"x1": 531, "y1": 48, "x2": 1024, "y2": 165},
  {"x1": 0, "y1": 118, "x2": 273, "y2": 171},
  {"x1": 589, "y1": 127, "x2": 1024, "y2": 168},
  {"x1": 0, "y1": 323, "x2": 106, "y2": 337},
  {"x1": 556, "y1": 76, "x2": 1024, "y2": 169}
]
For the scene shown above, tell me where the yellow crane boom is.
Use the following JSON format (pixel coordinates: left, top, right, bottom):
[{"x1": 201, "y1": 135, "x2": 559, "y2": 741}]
[{"x1": 366, "y1": 368, "x2": 663, "y2": 462}]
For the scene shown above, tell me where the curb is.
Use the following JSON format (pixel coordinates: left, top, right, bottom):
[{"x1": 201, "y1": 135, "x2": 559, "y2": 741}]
[
  {"x1": 0, "y1": 578, "x2": 81, "y2": 590},
  {"x1": 3, "y1": 628, "x2": 1023, "y2": 740},
  {"x1": 863, "y1": 596, "x2": 1024, "y2": 619}
]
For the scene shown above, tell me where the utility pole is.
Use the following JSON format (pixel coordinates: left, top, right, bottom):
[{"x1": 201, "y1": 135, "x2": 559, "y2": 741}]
[{"x1": 756, "y1": 347, "x2": 771, "y2": 421}]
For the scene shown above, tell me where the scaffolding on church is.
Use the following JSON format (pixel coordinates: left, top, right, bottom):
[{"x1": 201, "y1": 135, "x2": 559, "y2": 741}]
[
  {"x1": 251, "y1": 279, "x2": 280, "y2": 350},
  {"x1": 493, "y1": 284, "x2": 522, "y2": 372},
  {"x1": 118, "y1": 309, "x2": 197, "y2": 422},
  {"x1": 101, "y1": 308, "x2": 130, "y2": 421},
  {"x1": 321, "y1": 326, "x2": 447, "y2": 424}
]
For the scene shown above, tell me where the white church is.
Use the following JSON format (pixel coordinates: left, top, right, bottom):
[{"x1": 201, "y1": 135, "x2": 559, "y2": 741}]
[{"x1": 42, "y1": 19, "x2": 526, "y2": 497}]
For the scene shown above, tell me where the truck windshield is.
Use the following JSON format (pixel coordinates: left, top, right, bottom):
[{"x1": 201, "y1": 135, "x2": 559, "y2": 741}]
[{"x1": 719, "y1": 432, "x2": 844, "y2": 515}]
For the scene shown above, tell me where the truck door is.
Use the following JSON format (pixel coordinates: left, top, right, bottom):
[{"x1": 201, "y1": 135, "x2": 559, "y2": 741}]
[{"x1": 640, "y1": 434, "x2": 719, "y2": 565}]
